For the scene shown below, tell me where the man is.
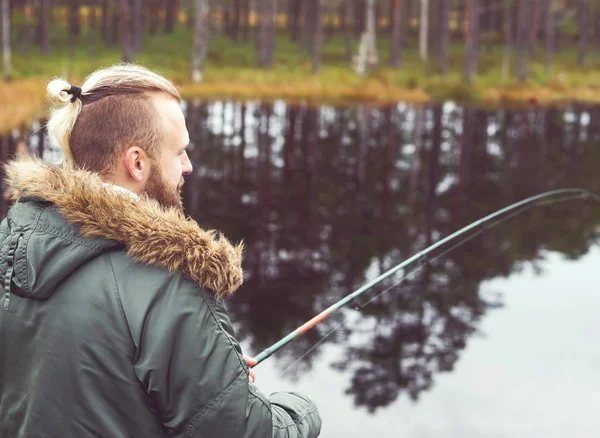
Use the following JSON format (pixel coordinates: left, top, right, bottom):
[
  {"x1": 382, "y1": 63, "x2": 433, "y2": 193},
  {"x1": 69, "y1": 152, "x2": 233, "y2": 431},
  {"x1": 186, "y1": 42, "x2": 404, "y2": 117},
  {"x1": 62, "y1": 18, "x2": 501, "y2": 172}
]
[{"x1": 0, "y1": 65, "x2": 322, "y2": 438}]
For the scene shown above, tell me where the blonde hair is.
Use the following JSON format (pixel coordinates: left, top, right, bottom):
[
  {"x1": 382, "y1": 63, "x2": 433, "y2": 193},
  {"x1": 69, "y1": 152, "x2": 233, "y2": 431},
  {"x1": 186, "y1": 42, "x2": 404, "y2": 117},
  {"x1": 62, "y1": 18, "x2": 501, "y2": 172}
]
[{"x1": 46, "y1": 64, "x2": 180, "y2": 170}]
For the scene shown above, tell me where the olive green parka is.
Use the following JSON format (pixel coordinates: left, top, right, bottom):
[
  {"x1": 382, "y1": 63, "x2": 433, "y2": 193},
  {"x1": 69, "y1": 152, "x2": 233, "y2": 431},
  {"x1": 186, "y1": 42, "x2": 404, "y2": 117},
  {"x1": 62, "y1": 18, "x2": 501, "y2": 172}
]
[{"x1": 0, "y1": 156, "x2": 322, "y2": 438}]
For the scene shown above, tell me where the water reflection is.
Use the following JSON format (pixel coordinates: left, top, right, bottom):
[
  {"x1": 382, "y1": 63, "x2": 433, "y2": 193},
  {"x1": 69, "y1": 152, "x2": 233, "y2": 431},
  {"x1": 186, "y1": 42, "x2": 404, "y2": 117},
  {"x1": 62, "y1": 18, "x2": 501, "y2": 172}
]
[{"x1": 3, "y1": 101, "x2": 600, "y2": 414}]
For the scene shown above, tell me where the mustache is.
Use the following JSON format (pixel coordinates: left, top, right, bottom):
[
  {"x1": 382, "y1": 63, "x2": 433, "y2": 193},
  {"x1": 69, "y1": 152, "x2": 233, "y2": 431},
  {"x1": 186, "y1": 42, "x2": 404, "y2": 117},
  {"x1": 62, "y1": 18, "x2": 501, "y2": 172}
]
[{"x1": 178, "y1": 177, "x2": 185, "y2": 190}]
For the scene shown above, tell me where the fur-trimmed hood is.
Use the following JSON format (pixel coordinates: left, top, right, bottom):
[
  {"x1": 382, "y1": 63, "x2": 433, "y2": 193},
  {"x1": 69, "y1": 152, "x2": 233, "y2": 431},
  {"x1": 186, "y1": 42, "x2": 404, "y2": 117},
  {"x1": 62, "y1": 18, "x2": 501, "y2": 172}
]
[{"x1": 3, "y1": 155, "x2": 244, "y2": 299}]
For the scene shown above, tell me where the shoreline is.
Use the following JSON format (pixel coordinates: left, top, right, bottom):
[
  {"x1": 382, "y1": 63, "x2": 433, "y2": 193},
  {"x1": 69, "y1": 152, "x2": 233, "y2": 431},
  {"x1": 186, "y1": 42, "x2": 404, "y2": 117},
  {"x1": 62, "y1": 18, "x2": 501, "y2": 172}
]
[{"x1": 3, "y1": 77, "x2": 600, "y2": 134}]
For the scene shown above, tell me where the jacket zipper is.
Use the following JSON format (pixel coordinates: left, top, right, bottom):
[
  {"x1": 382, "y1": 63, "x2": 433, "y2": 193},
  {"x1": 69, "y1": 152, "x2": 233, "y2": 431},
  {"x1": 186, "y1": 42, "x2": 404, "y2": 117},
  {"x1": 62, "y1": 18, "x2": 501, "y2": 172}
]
[{"x1": 4, "y1": 233, "x2": 21, "y2": 311}]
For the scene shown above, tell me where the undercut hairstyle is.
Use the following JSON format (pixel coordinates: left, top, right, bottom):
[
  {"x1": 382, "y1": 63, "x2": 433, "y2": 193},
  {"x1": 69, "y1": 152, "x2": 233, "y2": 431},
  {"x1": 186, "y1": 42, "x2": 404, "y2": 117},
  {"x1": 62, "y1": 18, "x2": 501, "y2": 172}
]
[{"x1": 46, "y1": 64, "x2": 181, "y2": 175}]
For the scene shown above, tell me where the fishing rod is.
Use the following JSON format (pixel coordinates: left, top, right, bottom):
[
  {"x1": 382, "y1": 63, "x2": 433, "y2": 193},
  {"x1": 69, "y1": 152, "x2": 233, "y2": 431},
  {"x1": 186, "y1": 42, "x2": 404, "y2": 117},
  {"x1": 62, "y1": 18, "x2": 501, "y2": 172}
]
[{"x1": 253, "y1": 188, "x2": 600, "y2": 365}]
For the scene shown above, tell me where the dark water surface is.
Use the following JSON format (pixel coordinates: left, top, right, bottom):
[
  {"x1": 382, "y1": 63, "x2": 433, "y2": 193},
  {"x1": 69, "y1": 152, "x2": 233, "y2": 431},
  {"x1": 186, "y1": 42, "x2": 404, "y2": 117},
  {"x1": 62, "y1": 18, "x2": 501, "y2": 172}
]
[{"x1": 4, "y1": 101, "x2": 600, "y2": 436}]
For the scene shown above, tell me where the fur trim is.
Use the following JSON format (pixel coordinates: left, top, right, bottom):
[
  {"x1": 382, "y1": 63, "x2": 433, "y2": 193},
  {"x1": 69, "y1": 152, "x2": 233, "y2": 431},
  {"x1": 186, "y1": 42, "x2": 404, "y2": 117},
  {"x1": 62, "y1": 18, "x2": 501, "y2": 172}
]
[{"x1": 4, "y1": 155, "x2": 244, "y2": 299}]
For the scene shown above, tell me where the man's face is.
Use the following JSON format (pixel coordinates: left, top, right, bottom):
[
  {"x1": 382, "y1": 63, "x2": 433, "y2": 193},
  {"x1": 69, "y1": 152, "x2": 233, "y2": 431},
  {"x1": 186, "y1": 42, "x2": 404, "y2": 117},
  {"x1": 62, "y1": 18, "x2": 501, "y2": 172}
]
[{"x1": 142, "y1": 94, "x2": 192, "y2": 210}]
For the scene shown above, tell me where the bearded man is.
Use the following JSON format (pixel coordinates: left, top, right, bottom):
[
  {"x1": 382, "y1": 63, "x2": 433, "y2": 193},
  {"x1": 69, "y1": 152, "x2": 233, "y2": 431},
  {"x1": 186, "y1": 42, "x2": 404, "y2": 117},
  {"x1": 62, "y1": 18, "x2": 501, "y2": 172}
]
[{"x1": 0, "y1": 65, "x2": 322, "y2": 438}]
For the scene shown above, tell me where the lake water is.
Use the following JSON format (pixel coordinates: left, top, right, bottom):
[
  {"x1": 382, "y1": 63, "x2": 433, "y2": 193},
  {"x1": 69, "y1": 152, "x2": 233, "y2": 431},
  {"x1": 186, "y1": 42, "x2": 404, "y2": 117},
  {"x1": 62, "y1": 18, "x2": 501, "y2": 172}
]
[{"x1": 3, "y1": 100, "x2": 600, "y2": 437}]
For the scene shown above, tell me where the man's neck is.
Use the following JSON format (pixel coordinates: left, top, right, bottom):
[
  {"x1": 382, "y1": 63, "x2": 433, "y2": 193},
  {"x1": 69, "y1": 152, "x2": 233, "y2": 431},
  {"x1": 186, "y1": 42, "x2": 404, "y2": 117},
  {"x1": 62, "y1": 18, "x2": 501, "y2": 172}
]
[
  {"x1": 105, "y1": 173, "x2": 142, "y2": 197},
  {"x1": 104, "y1": 182, "x2": 140, "y2": 200}
]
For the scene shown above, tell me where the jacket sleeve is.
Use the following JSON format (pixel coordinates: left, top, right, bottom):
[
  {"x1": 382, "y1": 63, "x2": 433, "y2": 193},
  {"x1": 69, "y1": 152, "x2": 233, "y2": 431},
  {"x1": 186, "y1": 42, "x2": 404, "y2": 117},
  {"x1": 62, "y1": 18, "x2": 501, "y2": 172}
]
[{"x1": 115, "y1": 266, "x2": 322, "y2": 438}]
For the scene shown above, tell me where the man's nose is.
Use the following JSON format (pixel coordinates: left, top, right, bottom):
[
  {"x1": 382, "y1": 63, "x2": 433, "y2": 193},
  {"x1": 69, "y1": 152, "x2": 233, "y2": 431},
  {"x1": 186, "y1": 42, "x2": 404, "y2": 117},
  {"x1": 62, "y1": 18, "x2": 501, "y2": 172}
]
[{"x1": 182, "y1": 152, "x2": 193, "y2": 175}]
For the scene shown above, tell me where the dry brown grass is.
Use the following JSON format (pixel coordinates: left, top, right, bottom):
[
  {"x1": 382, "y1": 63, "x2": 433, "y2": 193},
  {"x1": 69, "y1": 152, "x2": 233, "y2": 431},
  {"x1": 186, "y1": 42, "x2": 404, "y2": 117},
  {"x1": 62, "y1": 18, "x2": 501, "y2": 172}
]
[
  {"x1": 0, "y1": 79, "x2": 49, "y2": 134},
  {"x1": 5, "y1": 75, "x2": 600, "y2": 134}
]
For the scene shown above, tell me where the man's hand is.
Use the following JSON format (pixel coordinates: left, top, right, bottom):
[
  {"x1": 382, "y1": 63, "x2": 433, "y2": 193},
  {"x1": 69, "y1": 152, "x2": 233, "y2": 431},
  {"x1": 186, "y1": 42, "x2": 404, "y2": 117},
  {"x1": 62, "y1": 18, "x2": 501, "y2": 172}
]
[{"x1": 243, "y1": 353, "x2": 257, "y2": 384}]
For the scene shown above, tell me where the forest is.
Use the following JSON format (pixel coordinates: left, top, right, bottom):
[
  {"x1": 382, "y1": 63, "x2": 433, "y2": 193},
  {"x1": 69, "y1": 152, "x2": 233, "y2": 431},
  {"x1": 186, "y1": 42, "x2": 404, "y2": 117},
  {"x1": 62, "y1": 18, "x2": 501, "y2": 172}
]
[{"x1": 2, "y1": 0, "x2": 600, "y2": 132}]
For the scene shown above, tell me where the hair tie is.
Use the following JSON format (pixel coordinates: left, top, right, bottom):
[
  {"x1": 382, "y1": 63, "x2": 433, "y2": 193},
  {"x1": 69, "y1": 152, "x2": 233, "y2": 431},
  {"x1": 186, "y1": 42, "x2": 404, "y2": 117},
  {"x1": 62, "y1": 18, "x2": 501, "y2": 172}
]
[{"x1": 67, "y1": 85, "x2": 82, "y2": 103}]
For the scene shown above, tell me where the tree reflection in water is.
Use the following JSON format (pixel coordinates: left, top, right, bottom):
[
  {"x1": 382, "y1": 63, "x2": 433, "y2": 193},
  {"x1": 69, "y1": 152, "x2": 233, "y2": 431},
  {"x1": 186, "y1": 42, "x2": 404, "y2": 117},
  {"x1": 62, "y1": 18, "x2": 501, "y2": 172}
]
[{"x1": 5, "y1": 101, "x2": 600, "y2": 413}]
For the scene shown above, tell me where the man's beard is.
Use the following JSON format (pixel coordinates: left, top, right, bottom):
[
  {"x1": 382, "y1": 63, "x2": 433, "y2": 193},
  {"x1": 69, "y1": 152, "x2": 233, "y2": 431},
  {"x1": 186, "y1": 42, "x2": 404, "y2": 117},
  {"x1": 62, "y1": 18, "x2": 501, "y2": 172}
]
[{"x1": 142, "y1": 165, "x2": 184, "y2": 210}]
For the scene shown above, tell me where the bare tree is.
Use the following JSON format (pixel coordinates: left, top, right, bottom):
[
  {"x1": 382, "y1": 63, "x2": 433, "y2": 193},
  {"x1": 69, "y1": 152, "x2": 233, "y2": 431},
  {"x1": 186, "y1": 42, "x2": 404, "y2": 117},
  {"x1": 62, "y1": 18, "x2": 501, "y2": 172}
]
[
  {"x1": 289, "y1": 0, "x2": 301, "y2": 42},
  {"x1": 578, "y1": 0, "x2": 588, "y2": 66},
  {"x1": 529, "y1": 0, "x2": 540, "y2": 49},
  {"x1": 111, "y1": 1, "x2": 119, "y2": 44},
  {"x1": 312, "y1": 0, "x2": 323, "y2": 74},
  {"x1": 464, "y1": 0, "x2": 479, "y2": 82},
  {"x1": 101, "y1": 0, "x2": 109, "y2": 42},
  {"x1": 67, "y1": 0, "x2": 80, "y2": 53},
  {"x1": 242, "y1": 0, "x2": 249, "y2": 42},
  {"x1": 87, "y1": 0, "x2": 97, "y2": 56},
  {"x1": 342, "y1": 0, "x2": 353, "y2": 59},
  {"x1": 439, "y1": 0, "x2": 449, "y2": 75},
  {"x1": 515, "y1": 0, "x2": 530, "y2": 82},
  {"x1": 502, "y1": 0, "x2": 512, "y2": 83},
  {"x1": 120, "y1": 0, "x2": 132, "y2": 62},
  {"x1": 2, "y1": 0, "x2": 10, "y2": 81},
  {"x1": 148, "y1": 0, "x2": 159, "y2": 35},
  {"x1": 165, "y1": 0, "x2": 180, "y2": 33},
  {"x1": 232, "y1": 0, "x2": 241, "y2": 41},
  {"x1": 419, "y1": 0, "x2": 428, "y2": 61},
  {"x1": 192, "y1": 0, "x2": 209, "y2": 83},
  {"x1": 545, "y1": 0, "x2": 556, "y2": 74},
  {"x1": 365, "y1": 0, "x2": 378, "y2": 65},
  {"x1": 40, "y1": 0, "x2": 51, "y2": 55},
  {"x1": 133, "y1": 0, "x2": 143, "y2": 55},
  {"x1": 258, "y1": 0, "x2": 276, "y2": 69},
  {"x1": 390, "y1": 0, "x2": 403, "y2": 68}
]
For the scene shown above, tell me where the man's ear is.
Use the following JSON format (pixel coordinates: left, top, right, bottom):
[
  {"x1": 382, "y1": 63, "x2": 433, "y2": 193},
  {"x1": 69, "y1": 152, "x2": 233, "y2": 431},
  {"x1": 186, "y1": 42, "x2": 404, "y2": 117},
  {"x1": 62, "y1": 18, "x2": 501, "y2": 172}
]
[{"x1": 124, "y1": 146, "x2": 150, "y2": 182}]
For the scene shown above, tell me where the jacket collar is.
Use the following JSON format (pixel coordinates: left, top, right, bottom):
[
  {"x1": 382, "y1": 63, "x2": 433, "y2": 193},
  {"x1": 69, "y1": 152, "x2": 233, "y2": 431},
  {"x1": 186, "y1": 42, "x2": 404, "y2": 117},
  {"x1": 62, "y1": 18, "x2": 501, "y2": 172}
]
[{"x1": 4, "y1": 155, "x2": 244, "y2": 299}]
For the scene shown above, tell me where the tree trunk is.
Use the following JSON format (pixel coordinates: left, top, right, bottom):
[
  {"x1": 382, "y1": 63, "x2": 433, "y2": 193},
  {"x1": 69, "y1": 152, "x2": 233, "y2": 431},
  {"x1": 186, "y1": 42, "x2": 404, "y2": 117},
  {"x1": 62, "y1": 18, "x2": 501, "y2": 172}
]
[
  {"x1": 312, "y1": 0, "x2": 322, "y2": 74},
  {"x1": 242, "y1": 0, "x2": 249, "y2": 42},
  {"x1": 365, "y1": 0, "x2": 378, "y2": 65},
  {"x1": 340, "y1": 1, "x2": 347, "y2": 34},
  {"x1": 481, "y1": 0, "x2": 494, "y2": 53},
  {"x1": 304, "y1": 0, "x2": 313, "y2": 51},
  {"x1": 289, "y1": 0, "x2": 301, "y2": 42},
  {"x1": 389, "y1": 0, "x2": 403, "y2": 68},
  {"x1": 223, "y1": 5, "x2": 231, "y2": 38},
  {"x1": 439, "y1": 0, "x2": 449, "y2": 75},
  {"x1": 515, "y1": 0, "x2": 530, "y2": 82},
  {"x1": 111, "y1": 1, "x2": 120, "y2": 44},
  {"x1": 267, "y1": 0, "x2": 277, "y2": 67},
  {"x1": 68, "y1": 0, "x2": 80, "y2": 50},
  {"x1": 89, "y1": 1, "x2": 97, "y2": 30},
  {"x1": 428, "y1": 0, "x2": 437, "y2": 58},
  {"x1": 502, "y1": 0, "x2": 512, "y2": 83},
  {"x1": 419, "y1": 0, "x2": 428, "y2": 61},
  {"x1": 165, "y1": 0, "x2": 179, "y2": 33},
  {"x1": 149, "y1": 0, "x2": 159, "y2": 35},
  {"x1": 192, "y1": 0, "x2": 209, "y2": 82},
  {"x1": 405, "y1": 0, "x2": 413, "y2": 35},
  {"x1": 529, "y1": 0, "x2": 539, "y2": 49},
  {"x1": 88, "y1": 0, "x2": 97, "y2": 56},
  {"x1": 101, "y1": 0, "x2": 109, "y2": 42},
  {"x1": 232, "y1": 0, "x2": 241, "y2": 41},
  {"x1": 538, "y1": 2, "x2": 547, "y2": 41},
  {"x1": 68, "y1": 0, "x2": 81, "y2": 37},
  {"x1": 353, "y1": 0, "x2": 365, "y2": 37},
  {"x1": 258, "y1": 0, "x2": 276, "y2": 69},
  {"x1": 578, "y1": 0, "x2": 588, "y2": 67},
  {"x1": 120, "y1": 0, "x2": 132, "y2": 62},
  {"x1": 2, "y1": 0, "x2": 11, "y2": 81},
  {"x1": 20, "y1": 0, "x2": 35, "y2": 54},
  {"x1": 464, "y1": 0, "x2": 479, "y2": 82},
  {"x1": 133, "y1": 0, "x2": 143, "y2": 55},
  {"x1": 545, "y1": 0, "x2": 555, "y2": 74},
  {"x1": 456, "y1": 0, "x2": 464, "y2": 37},
  {"x1": 40, "y1": 0, "x2": 51, "y2": 55},
  {"x1": 343, "y1": 0, "x2": 353, "y2": 59},
  {"x1": 596, "y1": 4, "x2": 600, "y2": 48}
]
